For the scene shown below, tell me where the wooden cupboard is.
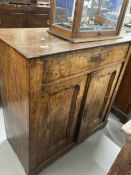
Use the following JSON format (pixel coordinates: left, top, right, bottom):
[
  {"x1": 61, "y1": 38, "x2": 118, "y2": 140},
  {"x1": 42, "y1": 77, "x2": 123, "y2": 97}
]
[
  {"x1": 0, "y1": 3, "x2": 50, "y2": 28},
  {"x1": 0, "y1": 28, "x2": 130, "y2": 175}
]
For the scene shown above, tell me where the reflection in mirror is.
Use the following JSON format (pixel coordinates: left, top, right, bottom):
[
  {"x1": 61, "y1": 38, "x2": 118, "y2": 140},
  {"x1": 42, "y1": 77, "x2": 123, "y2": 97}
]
[
  {"x1": 55, "y1": 0, "x2": 124, "y2": 31},
  {"x1": 55, "y1": 0, "x2": 76, "y2": 29},
  {"x1": 81, "y1": 0, "x2": 124, "y2": 31},
  {"x1": 124, "y1": 0, "x2": 131, "y2": 27}
]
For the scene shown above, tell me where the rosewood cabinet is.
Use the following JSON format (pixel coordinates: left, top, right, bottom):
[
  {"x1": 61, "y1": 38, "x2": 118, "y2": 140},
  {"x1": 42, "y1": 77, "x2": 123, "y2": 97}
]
[{"x1": 0, "y1": 28, "x2": 130, "y2": 175}]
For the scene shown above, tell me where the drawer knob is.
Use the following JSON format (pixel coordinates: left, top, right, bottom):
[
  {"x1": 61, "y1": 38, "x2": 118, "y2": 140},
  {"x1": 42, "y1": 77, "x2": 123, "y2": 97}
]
[
  {"x1": 91, "y1": 55, "x2": 102, "y2": 62},
  {"x1": 47, "y1": 20, "x2": 50, "y2": 26}
]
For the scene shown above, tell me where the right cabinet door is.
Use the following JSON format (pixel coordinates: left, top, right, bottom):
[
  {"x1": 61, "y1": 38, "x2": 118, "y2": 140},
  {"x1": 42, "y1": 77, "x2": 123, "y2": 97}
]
[{"x1": 78, "y1": 63, "x2": 122, "y2": 142}]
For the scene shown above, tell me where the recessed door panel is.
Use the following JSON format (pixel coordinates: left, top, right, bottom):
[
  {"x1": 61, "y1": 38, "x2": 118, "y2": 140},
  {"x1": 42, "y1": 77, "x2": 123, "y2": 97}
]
[
  {"x1": 78, "y1": 64, "x2": 122, "y2": 141},
  {"x1": 38, "y1": 75, "x2": 87, "y2": 163}
]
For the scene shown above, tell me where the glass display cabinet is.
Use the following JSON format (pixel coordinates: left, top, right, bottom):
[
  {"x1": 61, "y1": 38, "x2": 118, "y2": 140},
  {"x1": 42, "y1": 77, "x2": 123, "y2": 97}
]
[{"x1": 49, "y1": 0, "x2": 129, "y2": 42}]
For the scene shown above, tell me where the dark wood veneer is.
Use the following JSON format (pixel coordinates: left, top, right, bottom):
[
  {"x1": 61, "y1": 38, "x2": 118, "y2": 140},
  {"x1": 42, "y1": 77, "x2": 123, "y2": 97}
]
[{"x1": 0, "y1": 3, "x2": 50, "y2": 28}]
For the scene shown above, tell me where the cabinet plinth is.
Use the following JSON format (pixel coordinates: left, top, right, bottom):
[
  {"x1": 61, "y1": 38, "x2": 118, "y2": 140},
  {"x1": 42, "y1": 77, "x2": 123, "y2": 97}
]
[{"x1": 0, "y1": 28, "x2": 130, "y2": 175}]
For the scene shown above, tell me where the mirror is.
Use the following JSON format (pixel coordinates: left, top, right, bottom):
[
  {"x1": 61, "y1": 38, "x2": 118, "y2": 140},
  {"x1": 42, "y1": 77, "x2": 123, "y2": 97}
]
[{"x1": 80, "y1": 0, "x2": 124, "y2": 31}]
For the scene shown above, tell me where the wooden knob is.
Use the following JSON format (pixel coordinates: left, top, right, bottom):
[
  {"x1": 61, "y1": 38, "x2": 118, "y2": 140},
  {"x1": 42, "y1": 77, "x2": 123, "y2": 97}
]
[
  {"x1": 47, "y1": 20, "x2": 50, "y2": 26},
  {"x1": 91, "y1": 54, "x2": 102, "y2": 62}
]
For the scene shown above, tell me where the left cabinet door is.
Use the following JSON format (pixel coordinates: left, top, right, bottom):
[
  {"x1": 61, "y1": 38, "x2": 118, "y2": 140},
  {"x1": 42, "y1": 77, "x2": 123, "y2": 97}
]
[{"x1": 38, "y1": 75, "x2": 87, "y2": 164}]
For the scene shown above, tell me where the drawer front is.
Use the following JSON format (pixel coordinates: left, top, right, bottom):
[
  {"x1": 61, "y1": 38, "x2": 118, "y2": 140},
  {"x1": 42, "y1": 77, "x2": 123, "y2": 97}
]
[
  {"x1": 27, "y1": 14, "x2": 49, "y2": 27},
  {"x1": 0, "y1": 13, "x2": 25, "y2": 28},
  {"x1": 42, "y1": 44, "x2": 129, "y2": 83}
]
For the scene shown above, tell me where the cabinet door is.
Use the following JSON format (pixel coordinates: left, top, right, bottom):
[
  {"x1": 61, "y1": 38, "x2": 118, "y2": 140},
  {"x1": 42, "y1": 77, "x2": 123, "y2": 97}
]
[
  {"x1": 78, "y1": 64, "x2": 122, "y2": 142},
  {"x1": 27, "y1": 14, "x2": 49, "y2": 28},
  {"x1": 0, "y1": 13, "x2": 26, "y2": 28},
  {"x1": 38, "y1": 75, "x2": 87, "y2": 163}
]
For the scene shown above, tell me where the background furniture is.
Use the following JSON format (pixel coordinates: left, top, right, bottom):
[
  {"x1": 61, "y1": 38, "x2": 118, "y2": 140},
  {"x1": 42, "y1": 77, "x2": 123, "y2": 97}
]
[
  {"x1": 112, "y1": 55, "x2": 131, "y2": 123},
  {"x1": 0, "y1": 28, "x2": 130, "y2": 175},
  {"x1": 111, "y1": 26, "x2": 131, "y2": 124},
  {"x1": 0, "y1": 3, "x2": 50, "y2": 28},
  {"x1": 108, "y1": 120, "x2": 131, "y2": 174},
  {"x1": 1, "y1": 0, "x2": 36, "y2": 4}
]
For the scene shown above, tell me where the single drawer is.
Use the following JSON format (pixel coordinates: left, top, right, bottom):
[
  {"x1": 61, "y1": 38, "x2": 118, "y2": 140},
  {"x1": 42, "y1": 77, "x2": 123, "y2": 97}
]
[
  {"x1": 42, "y1": 44, "x2": 129, "y2": 83},
  {"x1": 27, "y1": 14, "x2": 49, "y2": 27},
  {"x1": 0, "y1": 13, "x2": 25, "y2": 28}
]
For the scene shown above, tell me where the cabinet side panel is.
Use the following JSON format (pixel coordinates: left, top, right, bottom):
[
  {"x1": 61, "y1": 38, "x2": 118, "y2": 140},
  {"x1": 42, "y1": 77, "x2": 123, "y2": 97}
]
[
  {"x1": 29, "y1": 59, "x2": 44, "y2": 172},
  {"x1": 0, "y1": 41, "x2": 29, "y2": 174},
  {"x1": 114, "y1": 56, "x2": 131, "y2": 114}
]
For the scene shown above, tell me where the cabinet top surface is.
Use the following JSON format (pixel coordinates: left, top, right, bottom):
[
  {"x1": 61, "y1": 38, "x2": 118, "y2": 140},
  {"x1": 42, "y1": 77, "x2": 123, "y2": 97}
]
[{"x1": 0, "y1": 28, "x2": 131, "y2": 59}]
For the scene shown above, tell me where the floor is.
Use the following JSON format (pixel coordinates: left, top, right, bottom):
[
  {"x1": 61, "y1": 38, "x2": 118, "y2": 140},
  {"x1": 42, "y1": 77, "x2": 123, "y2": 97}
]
[{"x1": 0, "y1": 108, "x2": 125, "y2": 175}]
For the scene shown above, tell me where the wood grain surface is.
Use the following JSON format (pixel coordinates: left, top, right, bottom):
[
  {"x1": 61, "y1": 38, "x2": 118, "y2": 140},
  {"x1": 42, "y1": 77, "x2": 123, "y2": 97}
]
[{"x1": 0, "y1": 28, "x2": 130, "y2": 175}]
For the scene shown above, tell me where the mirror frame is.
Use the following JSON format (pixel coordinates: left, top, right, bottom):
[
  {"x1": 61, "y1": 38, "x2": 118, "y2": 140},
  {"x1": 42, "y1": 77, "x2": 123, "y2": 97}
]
[{"x1": 49, "y1": 0, "x2": 129, "y2": 42}]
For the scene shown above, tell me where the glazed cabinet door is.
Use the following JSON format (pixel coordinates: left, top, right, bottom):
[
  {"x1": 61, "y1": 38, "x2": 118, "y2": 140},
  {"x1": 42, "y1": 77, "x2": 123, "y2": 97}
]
[
  {"x1": 38, "y1": 75, "x2": 87, "y2": 163},
  {"x1": 77, "y1": 63, "x2": 122, "y2": 142}
]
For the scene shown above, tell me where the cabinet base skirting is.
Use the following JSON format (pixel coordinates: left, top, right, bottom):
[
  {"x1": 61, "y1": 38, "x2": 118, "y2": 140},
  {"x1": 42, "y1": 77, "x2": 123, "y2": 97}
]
[
  {"x1": 111, "y1": 106, "x2": 129, "y2": 124},
  {"x1": 29, "y1": 120, "x2": 107, "y2": 175},
  {"x1": 77, "y1": 120, "x2": 108, "y2": 144},
  {"x1": 29, "y1": 143, "x2": 75, "y2": 175}
]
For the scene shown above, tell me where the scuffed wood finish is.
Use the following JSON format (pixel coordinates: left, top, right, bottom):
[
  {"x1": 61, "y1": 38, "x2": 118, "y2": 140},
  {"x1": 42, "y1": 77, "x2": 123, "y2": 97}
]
[
  {"x1": 0, "y1": 40, "x2": 29, "y2": 174},
  {"x1": 0, "y1": 28, "x2": 131, "y2": 59},
  {"x1": 38, "y1": 76, "x2": 87, "y2": 164},
  {"x1": 77, "y1": 64, "x2": 123, "y2": 142},
  {"x1": 0, "y1": 28, "x2": 130, "y2": 175},
  {"x1": 42, "y1": 44, "x2": 129, "y2": 83},
  {"x1": 108, "y1": 121, "x2": 131, "y2": 175}
]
